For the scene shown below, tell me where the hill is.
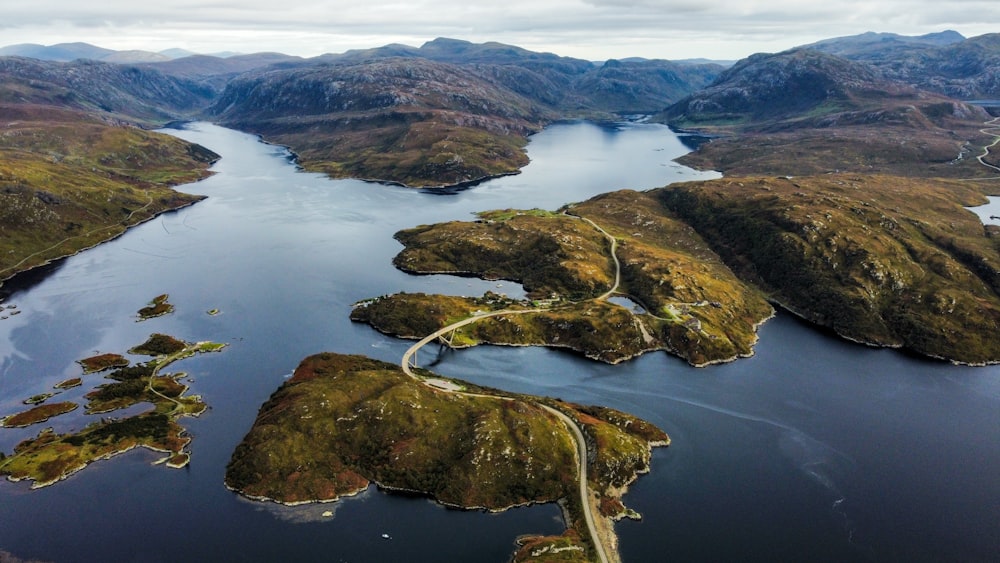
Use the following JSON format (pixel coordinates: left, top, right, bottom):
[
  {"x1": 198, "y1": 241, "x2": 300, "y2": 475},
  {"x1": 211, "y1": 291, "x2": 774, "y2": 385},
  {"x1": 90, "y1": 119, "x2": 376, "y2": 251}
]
[
  {"x1": 0, "y1": 105, "x2": 218, "y2": 282},
  {"x1": 802, "y1": 30, "x2": 966, "y2": 56},
  {"x1": 227, "y1": 352, "x2": 669, "y2": 561},
  {"x1": 0, "y1": 42, "x2": 115, "y2": 62},
  {"x1": 139, "y1": 52, "x2": 305, "y2": 92},
  {"x1": 660, "y1": 48, "x2": 994, "y2": 177},
  {"x1": 366, "y1": 192, "x2": 773, "y2": 366},
  {"x1": 0, "y1": 56, "x2": 214, "y2": 123},
  {"x1": 207, "y1": 57, "x2": 554, "y2": 187},
  {"x1": 206, "y1": 38, "x2": 722, "y2": 187},
  {"x1": 0, "y1": 57, "x2": 220, "y2": 283},
  {"x1": 0, "y1": 42, "x2": 170, "y2": 64},
  {"x1": 657, "y1": 175, "x2": 1000, "y2": 364},
  {"x1": 807, "y1": 32, "x2": 1000, "y2": 100}
]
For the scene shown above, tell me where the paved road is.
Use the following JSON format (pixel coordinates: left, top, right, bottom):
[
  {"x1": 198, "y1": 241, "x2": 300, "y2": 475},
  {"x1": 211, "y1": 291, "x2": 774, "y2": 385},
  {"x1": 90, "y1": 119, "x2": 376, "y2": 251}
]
[
  {"x1": 399, "y1": 310, "x2": 612, "y2": 562},
  {"x1": 562, "y1": 211, "x2": 621, "y2": 301},
  {"x1": 396, "y1": 213, "x2": 630, "y2": 563},
  {"x1": 977, "y1": 117, "x2": 1000, "y2": 173}
]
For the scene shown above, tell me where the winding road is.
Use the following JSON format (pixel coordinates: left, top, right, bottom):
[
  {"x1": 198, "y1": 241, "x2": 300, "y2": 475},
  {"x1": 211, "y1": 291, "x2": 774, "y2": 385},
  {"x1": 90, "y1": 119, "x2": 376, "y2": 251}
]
[
  {"x1": 399, "y1": 310, "x2": 612, "y2": 563},
  {"x1": 398, "y1": 213, "x2": 624, "y2": 563},
  {"x1": 977, "y1": 117, "x2": 1000, "y2": 174}
]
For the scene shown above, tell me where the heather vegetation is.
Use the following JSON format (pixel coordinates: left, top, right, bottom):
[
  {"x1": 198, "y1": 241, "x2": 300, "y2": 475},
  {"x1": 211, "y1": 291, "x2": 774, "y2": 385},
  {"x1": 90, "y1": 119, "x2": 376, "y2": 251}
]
[
  {"x1": 657, "y1": 174, "x2": 1000, "y2": 364},
  {"x1": 136, "y1": 295, "x2": 175, "y2": 321},
  {"x1": 77, "y1": 353, "x2": 129, "y2": 374},
  {"x1": 659, "y1": 48, "x2": 997, "y2": 179},
  {"x1": 365, "y1": 191, "x2": 773, "y2": 366},
  {"x1": 0, "y1": 319, "x2": 226, "y2": 487},
  {"x1": 205, "y1": 38, "x2": 723, "y2": 187},
  {"x1": 1, "y1": 402, "x2": 78, "y2": 428},
  {"x1": 393, "y1": 210, "x2": 614, "y2": 299},
  {"x1": 226, "y1": 353, "x2": 667, "y2": 562},
  {"x1": 0, "y1": 108, "x2": 216, "y2": 282}
]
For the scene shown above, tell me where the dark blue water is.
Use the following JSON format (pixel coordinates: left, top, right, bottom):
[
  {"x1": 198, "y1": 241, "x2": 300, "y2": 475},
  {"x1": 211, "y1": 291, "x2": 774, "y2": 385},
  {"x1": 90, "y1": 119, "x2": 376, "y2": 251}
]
[{"x1": 1, "y1": 122, "x2": 997, "y2": 562}]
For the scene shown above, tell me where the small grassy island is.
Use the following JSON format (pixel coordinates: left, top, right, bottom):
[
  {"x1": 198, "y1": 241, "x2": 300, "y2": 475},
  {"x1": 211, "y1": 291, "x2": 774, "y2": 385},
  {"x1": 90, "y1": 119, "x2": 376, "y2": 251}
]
[
  {"x1": 227, "y1": 353, "x2": 668, "y2": 562},
  {"x1": 77, "y1": 353, "x2": 130, "y2": 374},
  {"x1": 137, "y1": 294, "x2": 175, "y2": 321},
  {"x1": 1, "y1": 402, "x2": 79, "y2": 428},
  {"x1": 0, "y1": 332, "x2": 226, "y2": 488},
  {"x1": 53, "y1": 378, "x2": 82, "y2": 390}
]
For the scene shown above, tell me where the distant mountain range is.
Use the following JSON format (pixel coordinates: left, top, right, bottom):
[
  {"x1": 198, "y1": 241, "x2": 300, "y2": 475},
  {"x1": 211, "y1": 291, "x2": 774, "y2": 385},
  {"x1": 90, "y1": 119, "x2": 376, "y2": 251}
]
[
  {"x1": 0, "y1": 42, "x2": 245, "y2": 63},
  {"x1": 2, "y1": 32, "x2": 1000, "y2": 185},
  {"x1": 803, "y1": 31, "x2": 1000, "y2": 100},
  {"x1": 659, "y1": 44, "x2": 995, "y2": 178}
]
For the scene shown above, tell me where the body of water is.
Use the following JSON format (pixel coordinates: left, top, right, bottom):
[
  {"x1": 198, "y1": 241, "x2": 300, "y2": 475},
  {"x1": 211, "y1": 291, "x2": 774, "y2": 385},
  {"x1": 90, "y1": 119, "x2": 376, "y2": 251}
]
[{"x1": 0, "y1": 122, "x2": 997, "y2": 562}]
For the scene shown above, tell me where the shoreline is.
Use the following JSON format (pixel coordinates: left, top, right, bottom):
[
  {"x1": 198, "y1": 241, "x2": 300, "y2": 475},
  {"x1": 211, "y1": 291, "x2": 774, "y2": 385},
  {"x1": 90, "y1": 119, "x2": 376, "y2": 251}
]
[
  {"x1": 0, "y1": 197, "x2": 207, "y2": 290},
  {"x1": 355, "y1": 315, "x2": 772, "y2": 368}
]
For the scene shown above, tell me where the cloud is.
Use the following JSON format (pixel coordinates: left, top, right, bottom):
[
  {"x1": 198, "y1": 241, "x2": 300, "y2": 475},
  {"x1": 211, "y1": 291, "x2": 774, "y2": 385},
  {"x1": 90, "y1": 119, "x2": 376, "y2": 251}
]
[{"x1": 1, "y1": 0, "x2": 997, "y2": 60}]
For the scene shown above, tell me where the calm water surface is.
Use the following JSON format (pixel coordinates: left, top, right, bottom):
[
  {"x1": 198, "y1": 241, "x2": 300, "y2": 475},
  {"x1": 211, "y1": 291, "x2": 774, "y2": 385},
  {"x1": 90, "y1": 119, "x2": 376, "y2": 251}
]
[{"x1": 0, "y1": 122, "x2": 997, "y2": 562}]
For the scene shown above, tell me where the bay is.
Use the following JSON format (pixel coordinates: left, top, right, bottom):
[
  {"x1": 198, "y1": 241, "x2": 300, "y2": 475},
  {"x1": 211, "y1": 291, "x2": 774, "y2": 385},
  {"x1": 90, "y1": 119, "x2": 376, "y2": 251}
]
[{"x1": 0, "y1": 121, "x2": 997, "y2": 562}]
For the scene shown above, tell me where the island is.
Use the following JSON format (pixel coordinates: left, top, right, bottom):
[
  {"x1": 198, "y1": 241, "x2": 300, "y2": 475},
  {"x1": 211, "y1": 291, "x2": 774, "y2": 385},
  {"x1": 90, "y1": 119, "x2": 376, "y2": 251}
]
[
  {"x1": 77, "y1": 353, "x2": 130, "y2": 374},
  {"x1": 367, "y1": 191, "x2": 775, "y2": 367},
  {"x1": 227, "y1": 353, "x2": 667, "y2": 563},
  {"x1": 137, "y1": 294, "x2": 175, "y2": 321},
  {"x1": 353, "y1": 175, "x2": 1000, "y2": 365},
  {"x1": 0, "y1": 333, "x2": 226, "y2": 488},
  {"x1": 53, "y1": 378, "x2": 82, "y2": 390},
  {"x1": 1, "y1": 402, "x2": 79, "y2": 428}
]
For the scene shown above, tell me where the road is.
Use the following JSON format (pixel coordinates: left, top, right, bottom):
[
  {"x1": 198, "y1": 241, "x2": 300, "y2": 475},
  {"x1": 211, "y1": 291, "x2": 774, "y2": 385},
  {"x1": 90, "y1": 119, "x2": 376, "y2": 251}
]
[
  {"x1": 977, "y1": 117, "x2": 1000, "y2": 173},
  {"x1": 397, "y1": 216, "x2": 623, "y2": 562},
  {"x1": 400, "y1": 316, "x2": 611, "y2": 563},
  {"x1": 561, "y1": 211, "x2": 621, "y2": 301}
]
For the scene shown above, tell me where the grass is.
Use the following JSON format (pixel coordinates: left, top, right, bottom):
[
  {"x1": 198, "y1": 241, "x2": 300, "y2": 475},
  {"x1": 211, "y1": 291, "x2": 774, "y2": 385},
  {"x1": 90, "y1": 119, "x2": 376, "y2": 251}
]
[
  {"x1": 0, "y1": 107, "x2": 216, "y2": 281},
  {"x1": 658, "y1": 174, "x2": 1000, "y2": 363},
  {"x1": 226, "y1": 352, "x2": 668, "y2": 562},
  {"x1": 373, "y1": 190, "x2": 774, "y2": 366},
  {"x1": 0, "y1": 327, "x2": 226, "y2": 487},
  {"x1": 393, "y1": 211, "x2": 615, "y2": 300}
]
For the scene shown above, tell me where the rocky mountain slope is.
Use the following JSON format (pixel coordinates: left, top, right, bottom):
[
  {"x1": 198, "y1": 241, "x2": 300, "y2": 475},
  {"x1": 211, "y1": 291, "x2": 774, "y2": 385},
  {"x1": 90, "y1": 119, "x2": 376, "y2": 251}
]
[
  {"x1": 807, "y1": 32, "x2": 1000, "y2": 100},
  {"x1": 206, "y1": 38, "x2": 722, "y2": 186},
  {"x1": 660, "y1": 48, "x2": 994, "y2": 177},
  {"x1": 0, "y1": 57, "x2": 221, "y2": 282},
  {"x1": 0, "y1": 56, "x2": 214, "y2": 123},
  {"x1": 139, "y1": 52, "x2": 304, "y2": 92},
  {"x1": 207, "y1": 57, "x2": 552, "y2": 186},
  {"x1": 657, "y1": 175, "x2": 1000, "y2": 364}
]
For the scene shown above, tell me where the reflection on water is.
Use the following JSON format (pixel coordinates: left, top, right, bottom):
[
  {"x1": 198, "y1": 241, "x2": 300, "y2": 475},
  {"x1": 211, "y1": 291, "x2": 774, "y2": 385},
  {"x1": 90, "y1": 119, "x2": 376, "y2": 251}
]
[
  {"x1": 967, "y1": 195, "x2": 1000, "y2": 225},
  {"x1": 0, "y1": 122, "x2": 997, "y2": 563},
  {"x1": 607, "y1": 295, "x2": 646, "y2": 314}
]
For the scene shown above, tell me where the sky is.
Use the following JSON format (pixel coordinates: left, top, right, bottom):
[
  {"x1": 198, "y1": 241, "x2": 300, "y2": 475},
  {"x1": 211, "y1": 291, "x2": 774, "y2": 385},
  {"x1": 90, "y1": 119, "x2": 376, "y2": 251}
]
[{"x1": 2, "y1": 0, "x2": 998, "y2": 61}]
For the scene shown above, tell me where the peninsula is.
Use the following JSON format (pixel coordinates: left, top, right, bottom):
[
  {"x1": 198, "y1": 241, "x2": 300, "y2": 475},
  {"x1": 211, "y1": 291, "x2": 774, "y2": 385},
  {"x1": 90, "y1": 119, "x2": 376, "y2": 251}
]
[
  {"x1": 361, "y1": 192, "x2": 774, "y2": 367},
  {"x1": 355, "y1": 174, "x2": 1000, "y2": 365},
  {"x1": 226, "y1": 353, "x2": 668, "y2": 563}
]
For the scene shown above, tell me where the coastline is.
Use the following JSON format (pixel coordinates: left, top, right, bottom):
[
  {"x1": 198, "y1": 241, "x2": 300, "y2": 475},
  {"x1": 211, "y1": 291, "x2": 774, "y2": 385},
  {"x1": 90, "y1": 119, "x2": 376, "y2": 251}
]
[
  {"x1": 0, "y1": 196, "x2": 207, "y2": 289},
  {"x1": 354, "y1": 315, "x2": 773, "y2": 368}
]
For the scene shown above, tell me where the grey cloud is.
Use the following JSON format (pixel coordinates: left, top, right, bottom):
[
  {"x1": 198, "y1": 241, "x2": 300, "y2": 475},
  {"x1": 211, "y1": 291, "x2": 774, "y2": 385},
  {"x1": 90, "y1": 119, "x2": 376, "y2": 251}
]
[{"x1": 0, "y1": 0, "x2": 996, "y2": 60}]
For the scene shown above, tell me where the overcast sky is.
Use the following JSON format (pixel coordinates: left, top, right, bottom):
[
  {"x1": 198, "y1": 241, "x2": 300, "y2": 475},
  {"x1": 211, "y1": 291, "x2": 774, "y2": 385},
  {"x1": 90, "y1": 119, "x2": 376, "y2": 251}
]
[{"x1": 2, "y1": 1, "x2": 997, "y2": 61}]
